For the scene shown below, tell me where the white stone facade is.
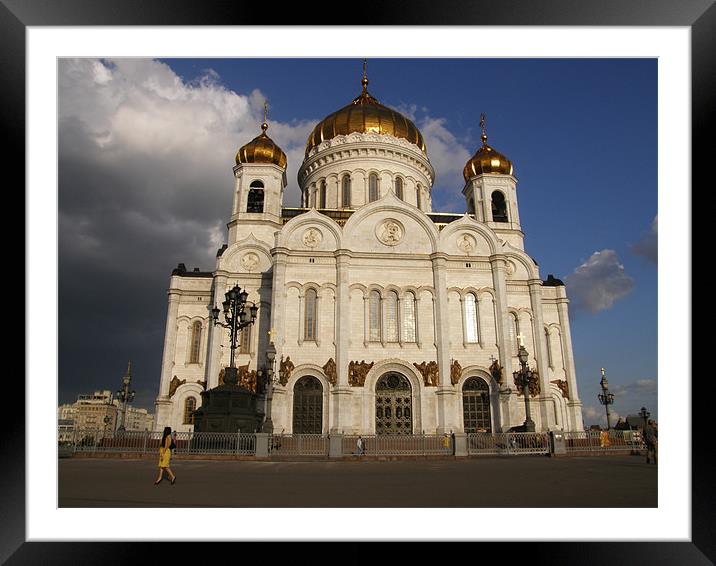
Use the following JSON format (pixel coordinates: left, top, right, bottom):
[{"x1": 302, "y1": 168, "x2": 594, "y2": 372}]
[{"x1": 155, "y1": 130, "x2": 584, "y2": 434}]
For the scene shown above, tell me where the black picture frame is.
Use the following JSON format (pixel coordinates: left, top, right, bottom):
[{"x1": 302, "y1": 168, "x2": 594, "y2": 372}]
[{"x1": 6, "y1": 0, "x2": 710, "y2": 562}]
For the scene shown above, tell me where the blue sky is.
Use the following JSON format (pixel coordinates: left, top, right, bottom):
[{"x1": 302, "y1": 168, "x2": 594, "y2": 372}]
[{"x1": 58, "y1": 58, "x2": 657, "y2": 425}]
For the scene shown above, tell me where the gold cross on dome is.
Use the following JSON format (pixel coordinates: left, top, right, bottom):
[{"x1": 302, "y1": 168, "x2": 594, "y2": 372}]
[
  {"x1": 480, "y1": 113, "x2": 486, "y2": 135},
  {"x1": 516, "y1": 332, "x2": 526, "y2": 347},
  {"x1": 363, "y1": 59, "x2": 367, "y2": 80},
  {"x1": 263, "y1": 101, "x2": 269, "y2": 123}
]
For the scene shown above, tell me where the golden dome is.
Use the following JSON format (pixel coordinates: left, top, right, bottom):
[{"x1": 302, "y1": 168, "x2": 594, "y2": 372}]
[
  {"x1": 236, "y1": 122, "x2": 287, "y2": 169},
  {"x1": 305, "y1": 74, "x2": 426, "y2": 157},
  {"x1": 463, "y1": 119, "x2": 513, "y2": 181}
]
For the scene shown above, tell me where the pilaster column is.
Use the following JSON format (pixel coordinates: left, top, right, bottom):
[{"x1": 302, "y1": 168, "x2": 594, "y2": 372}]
[
  {"x1": 269, "y1": 248, "x2": 289, "y2": 351},
  {"x1": 490, "y1": 255, "x2": 514, "y2": 431},
  {"x1": 528, "y1": 279, "x2": 553, "y2": 431},
  {"x1": 556, "y1": 288, "x2": 582, "y2": 431},
  {"x1": 205, "y1": 273, "x2": 227, "y2": 388},
  {"x1": 431, "y1": 253, "x2": 457, "y2": 434},
  {"x1": 158, "y1": 286, "x2": 181, "y2": 398},
  {"x1": 333, "y1": 250, "x2": 352, "y2": 432}
]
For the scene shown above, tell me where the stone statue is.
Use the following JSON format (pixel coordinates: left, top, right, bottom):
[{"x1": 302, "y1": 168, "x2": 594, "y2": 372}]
[
  {"x1": 413, "y1": 361, "x2": 439, "y2": 386},
  {"x1": 168, "y1": 376, "x2": 186, "y2": 398},
  {"x1": 551, "y1": 379, "x2": 570, "y2": 399},
  {"x1": 489, "y1": 358, "x2": 504, "y2": 385},
  {"x1": 279, "y1": 355, "x2": 295, "y2": 386},
  {"x1": 237, "y1": 363, "x2": 258, "y2": 393},
  {"x1": 450, "y1": 359, "x2": 462, "y2": 386},
  {"x1": 349, "y1": 360, "x2": 374, "y2": 387},
  {"x1": 323, "y1": 358, "x2": 337, "y2": 386}
]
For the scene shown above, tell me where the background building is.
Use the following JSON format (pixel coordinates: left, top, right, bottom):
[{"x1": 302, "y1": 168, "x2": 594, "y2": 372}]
[{"x1": 155, "y1": 69, "x2": 584, "y2": 434}]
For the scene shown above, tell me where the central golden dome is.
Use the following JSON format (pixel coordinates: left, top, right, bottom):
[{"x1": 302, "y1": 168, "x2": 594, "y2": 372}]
[{"x1": 305, "y1": 75, "x2": 426, "y2": 157}]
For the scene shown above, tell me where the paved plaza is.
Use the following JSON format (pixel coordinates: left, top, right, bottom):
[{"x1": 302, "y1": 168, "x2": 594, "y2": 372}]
[{"x1": 58, "y1": 455, "x2": 656, "y2": 507}]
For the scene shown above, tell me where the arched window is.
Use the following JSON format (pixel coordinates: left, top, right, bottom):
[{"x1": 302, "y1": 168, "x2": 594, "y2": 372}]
[
  {"x1": 468, "y1": 197, "x2": 475, "y2": 215},
  {"x1": 491, "y1": 190, "x2": 508, "y2": 222},
  {"x1": 342, "y1": 175, "x2": 351, "y2": 208},
  {"x1": 511, "y1": 313, "x2": 521, "y2": 355},
  {"x1": 369, "y1": 290, "x2": 381, "y2": 342},
  {"x1": 369, "y1": 173, "x2": 379, "y2": 202},
  {"x1": 402, "y1": 291, "x2": 417, "y2": 343},
  {"x1": 395, "y1": 177, "x2": 404, "y2": 200},
  {"x1": 240, "y1": 324, "x2": 251, "y2": 354},
  {"x1": 464, "y1": 293, "x2": 479, "y2": 344},
  {"x1": 319, "y1": 181, "x2": 326, "y2": 209},
  {"x1": 384, "y1": 290, "x2": 399, "y2": 342},
  {"x1": 416, "y1": 184, "x2": 422, "y2": 210},
  {"x1": 293, "y1": 376, "x2": 323, "y2": 434},
  {"x1": 304, "y1": 288, "x2": 317, "y2": 341},
  {"x1": 247, "y1": 181, "x2": 265, "y2": 213},
  {"x1": 183, "y1": 397, "x2": 196, "y2": 425},
  {"x1": 545, "y1": 327, "x2": 554, "y2": 368},
  {"x1": 189, "y1": 321, "x2": 202, "y2": 363},
  {"x1": 463, "y1": 377, "x2": 491, "y2": 432}
]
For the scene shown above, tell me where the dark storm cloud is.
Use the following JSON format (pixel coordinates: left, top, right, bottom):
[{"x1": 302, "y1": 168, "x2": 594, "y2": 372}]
[{"x1": 58, "y1": 58, "x2": 315, "y2": 409}]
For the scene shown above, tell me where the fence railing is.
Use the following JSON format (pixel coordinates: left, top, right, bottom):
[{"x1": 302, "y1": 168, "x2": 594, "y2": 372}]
[
  {"x1": 60, "y1": 429, "x2": 645, "y2": 458},
  {"x1": 563, "y1": 430, "x2": 644, "y2": 453},
  {"x1": 65, "y1": 429, "x2": 256, "y2": 456},
  {"x1": 269, "y1": 434, "x2": 328, "y2": 456},
  {"x1": 343, "y1": 434, "x2": 454, "y2": 456},
  {"x1": 466, "y1": 432, "x2": 551, "y2": 455}
]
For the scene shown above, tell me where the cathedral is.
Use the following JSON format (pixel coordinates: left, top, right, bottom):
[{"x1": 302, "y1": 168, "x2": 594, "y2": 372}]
[{"x1": 154, "y1": 67, "x2": 584, "y2": 435}]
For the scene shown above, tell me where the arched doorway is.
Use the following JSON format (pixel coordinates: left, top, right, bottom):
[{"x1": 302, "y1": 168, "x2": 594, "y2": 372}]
[
  {"x1": 463, "y1": 377, "x2": 492, "y2": 432},
  {"x1": 375, "y1": 372, "x2": 413, "y2": 435},
  {"x1": 293, "y1": 376, "x2": 323, "y2": 433}
]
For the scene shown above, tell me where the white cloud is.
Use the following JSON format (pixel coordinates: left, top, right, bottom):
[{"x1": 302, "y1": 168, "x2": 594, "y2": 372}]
[
  {"x1": 631, "y1": 214, "x2": 658, "y2": 263},
  {"x1": 565, "y1": 249, "x2": 635, "y2": 314},
  {"x1": 416, "y1": 117, "x2": 472, "y2": 212}
]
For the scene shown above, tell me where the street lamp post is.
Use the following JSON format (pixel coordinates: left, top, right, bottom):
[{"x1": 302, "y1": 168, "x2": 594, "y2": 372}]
[
  {"x1": 211, "y1": 283, "x2": 258, "y2": 385},
  {"x1": 512, "y1": 341, "x2": 536, "y2": 433},
  {"x1": 116, "y1": 361, "x2": 135, "y2": 431},
  {"x1": 259, "y1": 340, "x2": 281, "y2": 433},
  {"x1": 103, "y1": 415, "x2": 111, "y2": 439},
  {"x1": 638, "y1": 406, "x2": 650, "y2": 431},
  {"x1": 597, "y1": 367, "x2": 616, "y2": 429}
]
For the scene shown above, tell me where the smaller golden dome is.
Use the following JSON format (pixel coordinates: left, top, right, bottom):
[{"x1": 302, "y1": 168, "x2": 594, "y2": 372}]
[
  {"x1": 235, "y1": 121, "x2": 287, "y2": 169},
  {"x1": 463, "y1": 115, "x2": 513, "y2": 181}
]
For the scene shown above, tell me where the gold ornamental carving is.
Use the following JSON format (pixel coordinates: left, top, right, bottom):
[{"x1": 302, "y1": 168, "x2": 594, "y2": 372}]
[
  {"x1": 450, "y1": 359, "x2": 462, "y2": 386},
  {"x1": 489, "y1": 359, "x2": 505, "y2": 385},
  {"x1": 551, "y1": 379, "x2": 570, "y2": 400},
  {"x1": 413, "y1": 361, "x2": 439, "y2": 386},
  {"x1": 279, "y1": 355, "x2": 295, "y2": 386},
  {"x1": 349, "y1": 360, "x2": 374, "y2": 387},
  {"x1": 218, "y1": 364, "x2": 258, "y2": 393},
  {"x1": 323, "y1": 358, "x2": 337, "y2": 386},
  {"x1": 168, "y1": 376, "x2": 186, "y2": 398}
]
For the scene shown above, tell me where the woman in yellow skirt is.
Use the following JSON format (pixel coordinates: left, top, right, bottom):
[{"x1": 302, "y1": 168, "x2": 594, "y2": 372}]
[{"x1": 154, "y1": 426, "x2": 176, "y2": 485}]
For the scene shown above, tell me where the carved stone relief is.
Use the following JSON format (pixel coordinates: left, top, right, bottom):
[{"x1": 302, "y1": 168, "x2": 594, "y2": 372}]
[
  {"x1": 302, "y1": 228, "x2": 322, "y2": 248},
  {"x1": 551, "y1": 379, "x2": 570, "y2": 400},
  {"x1": 450, "y1": 359, "x2": 462, "y2": 386},
  {"x1": 376, "y1": 219, "x2": 404, "y2": 246},
  {"x1": 168, "y1": 376, "x2": 186, "y2": 398},
  {"x1": 241, "y1": 252, "x2": 260, "y2": 272},
  {"x1": 348, "y1": 360, "x2": 374, "y2": 387},
  {"x1": 279, "y1": 355, "x2": 295, "y2": 386},
  {"x1": 323, "y1": 358, "x2": 337, "y2": 386},
  {"x1": 413, "y1": 361, "x2": 439, "y2": 387}
]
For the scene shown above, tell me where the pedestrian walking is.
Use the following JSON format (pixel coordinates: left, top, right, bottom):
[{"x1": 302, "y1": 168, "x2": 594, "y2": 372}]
[
  {"x1": 644, "y1": 420, "x2": 658, "y2": 464},
  {"x1": 357, "y1": 435, "x2": 364, "y2": 456},
  {"x1": 155, "y1": 426, "x2": 177, "y2": 485}
]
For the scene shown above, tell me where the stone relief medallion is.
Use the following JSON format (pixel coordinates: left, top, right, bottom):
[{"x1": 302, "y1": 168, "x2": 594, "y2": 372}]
[
  {"x1": 505, "y1": 260, "x2": 516, "y2": 279},
  {"x1": 302, "y1": 227, "x2": 322, "y2": 248},
  {"x1": 457, "y1": 233, "x2": 476, "y2": 254},
  {"x1": 241, "y1": 252, "x2": 260, "y2": 272},
  {"x1": 376, "y1": 219, "x2": 404, "y2": 246}
]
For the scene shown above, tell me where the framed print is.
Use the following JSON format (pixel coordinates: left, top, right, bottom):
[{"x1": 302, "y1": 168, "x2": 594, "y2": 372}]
[{"x1": 6, "y1": 0, "x2": 712, "y2": 563}]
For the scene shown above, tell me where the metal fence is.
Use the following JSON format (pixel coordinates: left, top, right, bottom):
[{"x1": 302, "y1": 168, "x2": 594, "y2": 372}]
[
  {"x1": 563, "y1": 430, "x2": 644, "y2": 453},
  {"x1": 60, "y1": 428, "x2": 643, "y2": 458},
  {"x1": 269, "y1": 434, "x2": 328, "y2": 456},
  {"x1": 466, "y1": 432, "x2": 551, "y2": 455},
  {"x1": 343, "y1": 434, "x2": 453, "y2": 456},
  {"x1": 65, "y1": 429, "x2": 256, "y2": 456}
]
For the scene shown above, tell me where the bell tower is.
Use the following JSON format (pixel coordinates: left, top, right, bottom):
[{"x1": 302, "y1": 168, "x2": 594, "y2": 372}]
[
  {"x1": 230, "y1": 102, "x2": 287, "y2": 238},
  {"x1": 462, "y1": 114, "x2": 522, "y2": 241}
]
